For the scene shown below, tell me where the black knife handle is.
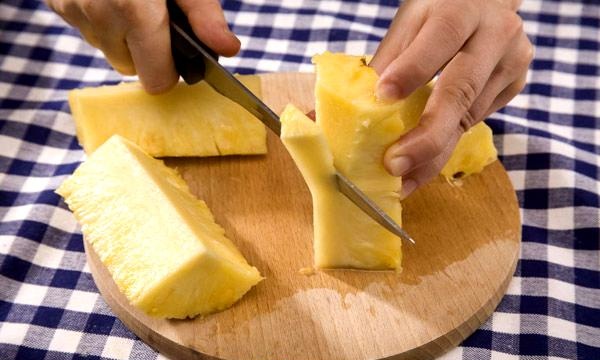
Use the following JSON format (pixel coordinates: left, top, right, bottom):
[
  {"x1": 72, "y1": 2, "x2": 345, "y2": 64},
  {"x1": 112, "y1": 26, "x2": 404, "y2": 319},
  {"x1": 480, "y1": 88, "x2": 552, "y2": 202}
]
[{"x1": 167, "y1": 0, "x2": 219, "y2": 85}]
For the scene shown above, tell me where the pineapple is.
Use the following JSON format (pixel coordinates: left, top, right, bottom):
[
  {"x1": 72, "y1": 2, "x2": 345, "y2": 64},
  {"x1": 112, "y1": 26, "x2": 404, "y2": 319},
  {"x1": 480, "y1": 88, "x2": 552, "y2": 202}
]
[
  {"x1": 68, "y1": 76, "x2": 266, "y2": 157},
  {"x1": 280, "y1": 52, "x2": 497, "y2": 270},
  {"x1": 56, "y1": 135, "x2": 262, "y2": 319},
  {"x1": 441, "y1": 122, "x2": 497, "y2": 179},
  {"x1": 281, "y1": 104, "x2": 403, "y2": 269},
  {"x1": 310, "y1": 52, "x2": 432, "y2": 269}
]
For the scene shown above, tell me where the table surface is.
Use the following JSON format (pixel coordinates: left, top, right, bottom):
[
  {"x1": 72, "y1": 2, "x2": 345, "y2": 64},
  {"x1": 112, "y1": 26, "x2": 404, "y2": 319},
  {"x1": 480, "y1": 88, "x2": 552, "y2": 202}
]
[{"x1": 0, "y1": 0, "x2": 598, "y2": 359}]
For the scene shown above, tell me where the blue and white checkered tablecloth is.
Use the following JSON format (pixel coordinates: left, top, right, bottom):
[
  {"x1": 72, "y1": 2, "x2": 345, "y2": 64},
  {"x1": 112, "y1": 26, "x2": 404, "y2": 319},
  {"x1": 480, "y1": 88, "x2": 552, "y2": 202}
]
[{"x1": 1, "y1": 0, "x2": 598, "y2": 359}]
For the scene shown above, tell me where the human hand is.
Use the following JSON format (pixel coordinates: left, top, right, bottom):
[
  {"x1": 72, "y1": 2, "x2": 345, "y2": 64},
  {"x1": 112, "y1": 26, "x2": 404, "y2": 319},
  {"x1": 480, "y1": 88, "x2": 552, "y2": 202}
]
[
  {"x1": 370, "y1": 0, "x2": 533, "y2": 198},
  {"x1": 46, "y1": 0, "x2": 240, "y2": 94}
]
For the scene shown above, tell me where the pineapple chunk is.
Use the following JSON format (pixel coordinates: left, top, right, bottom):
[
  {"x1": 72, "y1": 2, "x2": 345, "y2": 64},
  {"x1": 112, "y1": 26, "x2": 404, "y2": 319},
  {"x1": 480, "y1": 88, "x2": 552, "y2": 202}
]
[
  {"x1": 56, "y1": 135, "x2": 262, "y2": 319},
  {"x1": 310, "y1": 53, "x2": 433, "y2": 269},
  {"x1": 281, "y1": 104, "x2": 402, "y2": 269},
  {"x1": 313, "y1": 52, "x2": 431, "y2": 178},
  {"x1": 283, "y1": 52, "x2": 497, "y2": 270},
  {"x1": 441, "y1": 122, "x2": 498, "y2": 179},
  {"x1": 69, "y1": 76, "x2": 266, "y2": 157}
]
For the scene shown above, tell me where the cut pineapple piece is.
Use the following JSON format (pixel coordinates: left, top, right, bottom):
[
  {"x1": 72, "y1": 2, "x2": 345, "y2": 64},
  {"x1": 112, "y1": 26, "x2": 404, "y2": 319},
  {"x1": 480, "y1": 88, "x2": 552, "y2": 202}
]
[
  {"x1": 310, "y1": 53, "x2": 433, "y2": 269},
  {"x1": 69, "y1": 76, "x2": 266, "y2": 157},
  {"x1": 289, "y1": 52, "x2": 498, "y2": 270},
  {"x1": 281, "y1": 104, "x2": 402, "y2": 269},
  {"x1": 56, "y1": 135, "x2": 262, "y2": 319},
  {"x1": 441, "y1": 122, "x2": 498, "y2": 179},
  {"x1": 313, "y1": 52, "x2": 431, "y2": 178}
]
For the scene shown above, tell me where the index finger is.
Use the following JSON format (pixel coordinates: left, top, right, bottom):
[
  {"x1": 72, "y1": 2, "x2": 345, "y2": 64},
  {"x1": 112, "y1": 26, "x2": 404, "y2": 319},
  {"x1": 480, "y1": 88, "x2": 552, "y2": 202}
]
[
  {"x1": 126, "y1": 2, "x2": 178, "y2": 94},
  {"x1": 176, "y1": 0, "x2": 240, "y2": 57},
  {"x1": 384, "y1": 14, "x2": 520, "y2": 177},
  {"x1": 376, "y1": 1, "x2": 480, "y2": 100}
]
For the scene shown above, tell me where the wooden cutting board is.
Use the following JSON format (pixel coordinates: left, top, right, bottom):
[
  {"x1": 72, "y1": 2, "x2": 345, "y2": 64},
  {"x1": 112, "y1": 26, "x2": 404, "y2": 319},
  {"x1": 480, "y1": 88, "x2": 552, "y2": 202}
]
[{"x1": 84, "y1": 72, "x2": 521, "y2": 360}]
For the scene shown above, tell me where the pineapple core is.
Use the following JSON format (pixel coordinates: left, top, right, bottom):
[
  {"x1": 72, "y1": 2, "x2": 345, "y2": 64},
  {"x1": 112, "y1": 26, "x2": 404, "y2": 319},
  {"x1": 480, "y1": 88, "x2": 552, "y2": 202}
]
[
  {"x1": 68, "y1": 76, "x2": 266, "y2": 157},
  {"x1": 57, "y1": 135, "x2": 262, "y2": 318},
  {"x1": 280, "y1": 52, "x2": 497, "y2": 270}
]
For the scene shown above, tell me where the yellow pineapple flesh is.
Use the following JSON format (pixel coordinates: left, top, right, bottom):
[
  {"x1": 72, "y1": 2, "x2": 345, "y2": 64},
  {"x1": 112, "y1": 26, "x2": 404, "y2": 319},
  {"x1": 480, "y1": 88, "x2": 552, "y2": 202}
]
[
  {"x1": 68, "y1": 76, "x2": 266, "y2": 157},
  {"x1": 56, "y1": 135, "x2": 262, "y2": 319},
  {"x1": 281, "y1": 104, "x2": 403, "y2": 269},
  {"x1": 441, "y1": 122, "x2": 498, "y2": 179},
  {"x1": 281, "y1": 52, "x2": 497, "y2": 270},
  {"x1": 311, "y1": 53, "x2": 433, "y2": 269}
]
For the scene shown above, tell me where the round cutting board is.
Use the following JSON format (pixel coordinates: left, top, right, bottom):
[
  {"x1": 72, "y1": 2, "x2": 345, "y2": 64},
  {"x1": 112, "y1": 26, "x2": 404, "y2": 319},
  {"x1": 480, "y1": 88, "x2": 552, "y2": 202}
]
[{"x1": 84, "y1": 73, "x2": 521, "y2": 360}]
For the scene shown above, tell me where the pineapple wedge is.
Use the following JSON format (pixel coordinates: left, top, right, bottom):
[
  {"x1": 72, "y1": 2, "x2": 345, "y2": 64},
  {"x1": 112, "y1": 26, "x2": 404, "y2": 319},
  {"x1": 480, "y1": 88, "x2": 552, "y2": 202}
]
[
  {"x1": 69, "y1": 76, "x2": 266, "y2": 157},
  {"x1": 310, "y1": 53, "x2": 433, "y2": 269},
  {"x1": 56, "y1": 135, "x2": 262, "y2": 319},
  {"x1": 282, "y1": 52, "x2": 497, "y2": 270},
  {"x1": 281, "y1": 104, "x2": 403, "y2": 269}
]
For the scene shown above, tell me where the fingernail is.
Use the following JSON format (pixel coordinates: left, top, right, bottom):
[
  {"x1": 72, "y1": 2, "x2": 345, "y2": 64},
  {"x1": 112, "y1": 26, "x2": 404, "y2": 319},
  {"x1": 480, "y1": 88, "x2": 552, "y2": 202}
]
[
  {"x1": 388, "y1": 156, "x2": 412, "y2": 176},
  {"x1": 401, "y1": 179, "x2": 417, "y2": 200},
  {"x1": 376, "y1": 82, "x2": 400, "y2": 101}
]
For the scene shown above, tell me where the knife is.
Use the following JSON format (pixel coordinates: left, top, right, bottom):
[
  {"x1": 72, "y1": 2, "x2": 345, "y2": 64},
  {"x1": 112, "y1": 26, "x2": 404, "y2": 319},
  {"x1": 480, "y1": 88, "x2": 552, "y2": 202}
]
[{"x1": 166, "y1": 0, "x2": 414, "y2": 245}]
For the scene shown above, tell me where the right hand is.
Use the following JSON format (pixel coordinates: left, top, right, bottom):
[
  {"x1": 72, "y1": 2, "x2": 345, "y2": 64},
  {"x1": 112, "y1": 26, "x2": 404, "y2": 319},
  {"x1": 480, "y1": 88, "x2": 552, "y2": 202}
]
[{"x1": 46, "y1": 0, "x2": 240, "y2": 94}]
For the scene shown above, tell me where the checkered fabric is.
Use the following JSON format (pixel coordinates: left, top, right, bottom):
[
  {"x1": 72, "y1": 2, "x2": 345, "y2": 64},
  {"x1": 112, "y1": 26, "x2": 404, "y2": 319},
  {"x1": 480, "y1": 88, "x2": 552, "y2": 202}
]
[{"x1": 1, "y1": 0, "x2": 598, "y2": 359}]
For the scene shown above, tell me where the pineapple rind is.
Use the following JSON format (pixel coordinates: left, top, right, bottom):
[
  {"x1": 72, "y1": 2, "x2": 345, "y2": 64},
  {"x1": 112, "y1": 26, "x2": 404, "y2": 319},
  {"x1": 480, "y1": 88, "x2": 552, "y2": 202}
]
[
  {"x1": 68, "y1": 76, "x2": 266, "y2": 157},
  {"x1": 57, "y1": 135, "x2": 262, "y2": 319}
]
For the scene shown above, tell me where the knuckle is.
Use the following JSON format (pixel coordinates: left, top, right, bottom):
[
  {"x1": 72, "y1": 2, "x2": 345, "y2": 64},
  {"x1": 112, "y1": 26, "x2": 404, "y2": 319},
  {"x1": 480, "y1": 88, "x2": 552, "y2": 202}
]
[
  {"x1": 111, "y1": 0, "x2": 137, "y2": 13},
  {"x1": 392, "y1": 60, "x2": 430, "y2": 85},
  {"x1": 458, "y1": 109, "x2": 478, "y2": 133},
  {"x1": 417, "y1": 120, "x2": 448, "y2": 158},
  {"x1": 500, "y1": 11, "x2": 524, "y2": 37},
  {"x1": 495, "y1": 37, "x2": 534, "y2": 79},
  {"x1": 431, "y1": 15, "x2": 466, "y2": 45},
  {"x1": 108, "y1": 0, "x2": 146, "y2": 25},
  {"x1": 509, "y1": 39, "x2": 535, "y2": 75},
  {"x1": 523, "y1": 40, "x2": 535, "y2": 66},
  {"x1": 441, "y1": 78, "x2": 479, "y2": 114}
]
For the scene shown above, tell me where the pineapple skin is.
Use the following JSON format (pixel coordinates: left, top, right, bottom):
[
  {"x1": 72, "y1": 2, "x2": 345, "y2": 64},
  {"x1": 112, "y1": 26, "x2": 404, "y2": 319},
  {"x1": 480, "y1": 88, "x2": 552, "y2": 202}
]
[
  {"x1": 69, "y1": 76, "x2": 266, "y2": 157},
  {"x1": 56, "y1": 135, "x2": 262, "y2": 319}
]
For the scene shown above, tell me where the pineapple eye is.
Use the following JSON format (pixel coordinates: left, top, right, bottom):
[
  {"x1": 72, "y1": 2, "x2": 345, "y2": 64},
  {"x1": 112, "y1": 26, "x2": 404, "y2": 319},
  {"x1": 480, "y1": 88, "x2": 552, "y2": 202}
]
[
  {"x1": 452, "y1": 171, "x2": 465, "y2": 180},
  {"x1": 360, "y1": 57, "x2": 367, "y2": 66}
]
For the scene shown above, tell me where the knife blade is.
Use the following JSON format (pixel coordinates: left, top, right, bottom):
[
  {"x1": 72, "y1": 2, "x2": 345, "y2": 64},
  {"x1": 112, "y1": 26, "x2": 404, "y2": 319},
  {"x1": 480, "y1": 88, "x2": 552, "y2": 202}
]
[{"x1": 166, "y1": 0, "x2": 414, "y2": 245}]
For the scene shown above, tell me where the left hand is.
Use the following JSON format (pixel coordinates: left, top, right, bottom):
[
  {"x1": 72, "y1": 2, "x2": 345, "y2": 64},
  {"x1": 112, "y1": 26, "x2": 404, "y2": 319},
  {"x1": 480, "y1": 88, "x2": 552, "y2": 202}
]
[{"x1": 370, "y1": 0, "x2": 533, "y2": 198}]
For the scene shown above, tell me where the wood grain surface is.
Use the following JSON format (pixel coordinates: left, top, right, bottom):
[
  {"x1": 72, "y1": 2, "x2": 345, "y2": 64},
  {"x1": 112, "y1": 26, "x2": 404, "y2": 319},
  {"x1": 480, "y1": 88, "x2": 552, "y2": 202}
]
[{"x1": 84, "y1": 72, "x2": 521, "y2": 360}]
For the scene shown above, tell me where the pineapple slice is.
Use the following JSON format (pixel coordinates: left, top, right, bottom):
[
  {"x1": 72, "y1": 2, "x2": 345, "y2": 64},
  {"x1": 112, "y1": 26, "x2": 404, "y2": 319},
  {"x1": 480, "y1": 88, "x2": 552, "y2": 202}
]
[
  {"x1": 69, "y1": 76, "x2": 266, "y2": 157},
  {"x1": 56, "y1": 135, "x2": 262, "y2": 319},
  {"x1": 281, "y1": 104, "x2": 402, "y2": 269}
]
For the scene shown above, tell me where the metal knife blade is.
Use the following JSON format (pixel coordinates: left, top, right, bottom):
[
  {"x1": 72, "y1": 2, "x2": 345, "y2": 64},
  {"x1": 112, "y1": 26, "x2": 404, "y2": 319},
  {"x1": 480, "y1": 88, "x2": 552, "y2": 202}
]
[{"x1": 167, "y1": 0, "x2": 414, "y2": 245}]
